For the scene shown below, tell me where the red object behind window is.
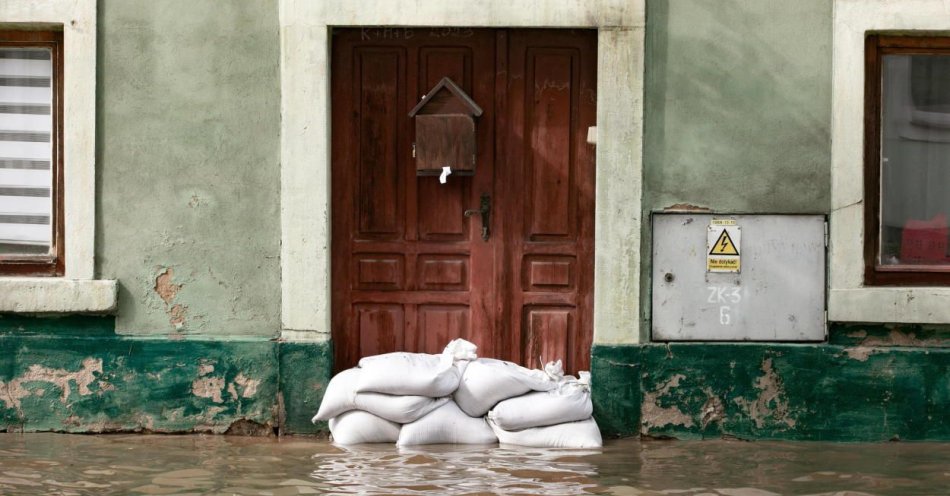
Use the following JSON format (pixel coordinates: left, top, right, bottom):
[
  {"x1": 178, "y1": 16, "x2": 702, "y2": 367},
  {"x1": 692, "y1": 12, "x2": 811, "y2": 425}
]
[{"x1": 900, "y1": 213, "x2": 949, "y2": 263}]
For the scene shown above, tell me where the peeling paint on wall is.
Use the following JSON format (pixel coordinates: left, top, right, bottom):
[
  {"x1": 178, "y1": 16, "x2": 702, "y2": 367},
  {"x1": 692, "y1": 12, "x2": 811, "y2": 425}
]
[
  {"x1": 734, "y1": 358, "x2": 797, "y2": 429},
  {"x1": 154, "y1": 268, "x2": 181, "y2": 304},
  {"x1": 855, "y1": 329, "x2": 950, "y2": 348},
  {"x1": 662, "y1": 203, "x2": 712, "y2": 212},
  {"x1": 840, "y1": 328, "x2": 950, "y2": 362},
  {"x1": 699, "y1": 387, "x2": 725, "y2": 430},
  {"x1": 191, "y1": 376, "x2": 226, "y2": 404},
  {"x1": 233, "y1": 373, "x2": 261, "y2": 398},
  {"x1": 641, "y1": 374, "x2": 694, "y2": 431},
  {"x1": 0, "y1": 358, "x2": 103, "y2": 412},
  {"x1": 1, "y1": 333, "x2": 283, "y2": 434},
  {"x1": 843, "y1": 347, "x2": 874, "y2": 362},
  {"x1": 192, "y1": 365, "x2": 261, "y2": 405},
  {"x1": 153, "y1": 267, "x2": 190, "y2": 330}
]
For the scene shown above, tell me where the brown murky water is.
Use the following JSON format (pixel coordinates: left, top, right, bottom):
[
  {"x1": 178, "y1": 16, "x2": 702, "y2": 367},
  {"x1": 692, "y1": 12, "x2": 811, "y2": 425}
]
[{"x1": 0, "y1": 434, "x2": 947, "y2": 495}]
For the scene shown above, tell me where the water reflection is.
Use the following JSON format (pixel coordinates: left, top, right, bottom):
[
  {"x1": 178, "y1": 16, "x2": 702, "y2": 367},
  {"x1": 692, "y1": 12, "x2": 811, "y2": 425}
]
[
  {"x1": 0, "y1": 433, "x2": 946, "y2": 495},
  {"x1": 314, "y1": 444, "x2": 603, "y2": 494}
]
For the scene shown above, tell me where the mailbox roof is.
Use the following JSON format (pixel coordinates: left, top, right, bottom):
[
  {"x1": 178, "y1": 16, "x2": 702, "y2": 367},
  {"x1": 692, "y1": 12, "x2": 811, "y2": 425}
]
[{"x1": 408, "y1": 77, "x2": 483, "y2": 117}]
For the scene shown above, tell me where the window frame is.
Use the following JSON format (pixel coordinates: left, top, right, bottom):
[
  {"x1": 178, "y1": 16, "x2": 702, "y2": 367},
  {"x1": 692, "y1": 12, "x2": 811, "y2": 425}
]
[
  {"x1": 0, "y1": 0, "x2": 116, "y2": 314},
  {"x1": 830, "y1": 0, "x2": 950, "y2": 324},
  {"x1": 0, "y1": 29, "x2": 64, "y2": 277},
  {"x1": 864, "y1": 35, "x2": 950, "y2": 286}
]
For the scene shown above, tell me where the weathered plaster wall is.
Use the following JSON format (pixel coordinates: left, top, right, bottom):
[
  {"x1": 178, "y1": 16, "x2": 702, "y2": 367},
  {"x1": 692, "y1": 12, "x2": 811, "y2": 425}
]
[
  {"x1": 0, "y1": 316, "x2": 331, "y2": 435},
  {"x1": 96, "y1": 0, "x2": 282, "y2": 336},
  {"x1": 640, "y1": 0, "x2": 833, "y2": 337},
  {"x1": 644, "y1": 0, "x2": 831, "y2": 212},
  {"x1": 592, "y1": 338, "x2": 950, "y2": 441},
  {"x1": 0, "y1": 317, "x2": 279, "y2": 433}
]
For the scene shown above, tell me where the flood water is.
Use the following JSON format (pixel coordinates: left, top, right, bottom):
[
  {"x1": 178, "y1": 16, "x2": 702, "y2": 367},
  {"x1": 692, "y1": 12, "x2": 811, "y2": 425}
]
[{"x1": 0, "y1": 434, "x2": 947, "y2": 495}]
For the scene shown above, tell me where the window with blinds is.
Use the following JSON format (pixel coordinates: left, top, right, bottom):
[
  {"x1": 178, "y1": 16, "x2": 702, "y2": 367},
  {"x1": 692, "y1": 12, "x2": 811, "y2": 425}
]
[{"x1": 0, "y1": 31, "x2": 63, "y2": 276}]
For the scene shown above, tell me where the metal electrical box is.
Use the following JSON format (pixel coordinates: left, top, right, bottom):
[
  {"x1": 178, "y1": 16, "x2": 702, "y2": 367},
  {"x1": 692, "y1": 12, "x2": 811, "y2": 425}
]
[{"x1": 652, "y1": 214, "x2": 826, "y2": 341}]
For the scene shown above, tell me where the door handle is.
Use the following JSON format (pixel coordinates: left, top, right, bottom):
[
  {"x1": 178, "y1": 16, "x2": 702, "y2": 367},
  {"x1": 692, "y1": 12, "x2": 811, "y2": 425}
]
[{"x1": 464, "y1": 193, "x2": 491, "y2": 241}]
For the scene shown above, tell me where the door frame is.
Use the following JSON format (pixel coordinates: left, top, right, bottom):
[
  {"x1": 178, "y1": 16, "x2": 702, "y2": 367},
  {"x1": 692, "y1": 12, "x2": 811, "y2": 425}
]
[{"x1": 278, "y1": 0, "x2": 646, "y2": 350}]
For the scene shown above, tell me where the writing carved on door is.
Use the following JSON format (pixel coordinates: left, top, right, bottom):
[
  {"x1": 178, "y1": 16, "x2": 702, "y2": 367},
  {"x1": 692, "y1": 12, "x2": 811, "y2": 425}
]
[{"x1": 331, "y1": 28, "x2": 596, "y2": 374}]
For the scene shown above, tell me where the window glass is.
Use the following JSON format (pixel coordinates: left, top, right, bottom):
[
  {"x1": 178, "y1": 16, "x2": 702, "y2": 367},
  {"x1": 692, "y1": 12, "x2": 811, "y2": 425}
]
[
  {"x1": 879, "y1": 54, "x2": 950, "y2": 267},
  {"x1": 0, "y1": 47, "x2": 53, "y2": 256}
]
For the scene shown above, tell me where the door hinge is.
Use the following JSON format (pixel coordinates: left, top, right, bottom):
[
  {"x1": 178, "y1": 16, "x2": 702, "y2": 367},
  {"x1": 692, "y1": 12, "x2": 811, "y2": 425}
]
[{"x1": 412, "y1": 142, "x2": 416, "y2": 158}]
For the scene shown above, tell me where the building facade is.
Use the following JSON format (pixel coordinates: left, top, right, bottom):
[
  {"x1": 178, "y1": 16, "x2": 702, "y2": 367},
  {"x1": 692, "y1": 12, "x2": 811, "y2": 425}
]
[{"x1": 0, "y1": 0, "x2": 947, "y2": 440}]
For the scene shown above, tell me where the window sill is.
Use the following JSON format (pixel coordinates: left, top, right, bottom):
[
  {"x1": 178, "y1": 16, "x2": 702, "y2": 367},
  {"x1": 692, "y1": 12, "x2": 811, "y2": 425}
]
[
  {"x1": 829, "y1": 287, "x2": 950, "y2": 324},
  {"x1": 0, "y1": 278, "x2": 117, "y2": 314}
]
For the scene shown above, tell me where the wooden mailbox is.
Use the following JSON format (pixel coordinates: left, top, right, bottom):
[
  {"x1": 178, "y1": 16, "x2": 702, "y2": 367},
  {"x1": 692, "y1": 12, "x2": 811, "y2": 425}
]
[{"x1": 408, "y1": 77, "x2": 483, "y2": 176}]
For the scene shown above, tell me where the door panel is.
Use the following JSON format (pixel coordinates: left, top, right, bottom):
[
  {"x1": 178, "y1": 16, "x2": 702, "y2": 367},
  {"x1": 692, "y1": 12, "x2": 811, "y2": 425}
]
[
  {"x1": 331, "y1": 28, "x2": 595, "y2": 374},
  {"x1": 355, "y1": 48, "x2": 405, "y2": 238},
  {"x1": 332, "y1": 29, "x2": 497, "y2": 371},
  {"x1": 525, "y1": 50, "x2": 578, "y2": 240},
  {"x1": 523, "y1": 306, "x2": 575, "y2": 368},
  {"x1": 504, "y1": 31, "x2": 596, "y2": 374},
  {"x1": 415, "y1": 304, "x2": 471, "y2": 355}
]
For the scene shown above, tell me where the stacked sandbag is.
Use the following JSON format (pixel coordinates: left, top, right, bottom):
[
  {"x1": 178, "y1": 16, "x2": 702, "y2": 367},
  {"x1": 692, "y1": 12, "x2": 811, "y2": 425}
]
[
  {"x1": 329, "y1": 410, "x2": 401, "y2": 444},
  {"x1": 312, "y1": 339, "x2": 484, "y2": 445},
  {"x1": 311, "y1": 367, "x2": 450, "y2": 424},
  {"x1": 397, "y1": 401, "x2": 497, "y2": 445},
  {"x1": 453, "y1": 358, "x2": 559, "y2": 417},
  {"x1": 311, "y1": 339, "x2": 602, "y2": 448},
  {"x1": 489, "y1": 417, "x2": 602, "y2": 449},
  {"x1": 487, "y1": 371, "x2": 602, "y2": 448}
]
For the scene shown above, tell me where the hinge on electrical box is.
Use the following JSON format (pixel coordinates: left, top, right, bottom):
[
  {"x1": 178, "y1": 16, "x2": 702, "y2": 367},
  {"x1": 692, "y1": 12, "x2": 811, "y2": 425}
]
[{"x1": 824, "y1": 221, "x2": 829, "y2": 247}]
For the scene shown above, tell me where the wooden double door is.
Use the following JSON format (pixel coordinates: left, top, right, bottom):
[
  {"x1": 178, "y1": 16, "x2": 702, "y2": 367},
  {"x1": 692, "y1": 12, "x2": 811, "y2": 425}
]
[{"x1": 331, "y1": 28, "x2": 596, "y2": 374}]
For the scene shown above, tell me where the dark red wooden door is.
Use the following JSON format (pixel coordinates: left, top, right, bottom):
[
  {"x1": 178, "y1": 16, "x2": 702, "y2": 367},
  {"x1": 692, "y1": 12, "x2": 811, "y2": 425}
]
[{"x1": 331, "y1": 28, "x2": 596, "y2": 374}]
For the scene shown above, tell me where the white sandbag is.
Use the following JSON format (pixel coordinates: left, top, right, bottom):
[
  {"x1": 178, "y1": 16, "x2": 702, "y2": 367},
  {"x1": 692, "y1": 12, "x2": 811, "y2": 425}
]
[
  {"x1": 454, "y1": 358, "x2": 558, "y2": 417},
  {"x1": 488, "y1": 417, "x2": 603, "y2": 449},
  {"x1": 357, "y1": 339, "x2": 477, "y2": 397},
  {"x1": 329, "y1": 410, "x2": 401, "y2": 445},
  {"x1": 355, "y1": 393, "x2": 450, "y2": 424},
  {"x1": 443, "y1": 338, "x2": 478, "y2": 361},
  {"x1": 311, "y1": 368, "x2": 361, "y2": 422},
  {"x1": 488, "y1": 373, "x2": 592, "y2": 430},
  {"x1": 397, "y1": 401, "x2": 497, "y2": 446}
]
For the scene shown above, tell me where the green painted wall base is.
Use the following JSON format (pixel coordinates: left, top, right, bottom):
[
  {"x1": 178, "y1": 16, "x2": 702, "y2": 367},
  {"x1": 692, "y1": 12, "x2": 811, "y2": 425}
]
[
  {"x1": 0, "y1": 316, "x2": 330, "y2": 435},
  {"x1": 3, "y1": 317, "x2": 947, "y2": 440},
  {"x1": 278, "y1": 341, "x2": 332, "y2": 435},
  {"x1": 592, "y1": 340, "x2": 949, "y2": 442}
]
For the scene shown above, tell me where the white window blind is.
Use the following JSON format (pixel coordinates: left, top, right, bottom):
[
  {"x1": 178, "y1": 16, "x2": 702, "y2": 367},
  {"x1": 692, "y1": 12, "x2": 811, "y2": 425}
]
[{"x1": 0, "y1": 47, "x2": 53, "y2": 255}]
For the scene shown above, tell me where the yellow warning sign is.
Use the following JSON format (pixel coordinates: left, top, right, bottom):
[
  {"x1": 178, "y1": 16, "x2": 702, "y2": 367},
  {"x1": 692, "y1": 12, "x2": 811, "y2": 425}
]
[
  {"x1": 707, "y1": 222, "x2": 741, "y2": 273},
  {"x1": 709, "y1": 229, "x2": 739, "y2": 255},
  {"x1": 707, "y1": 257, "x2": 740, "y2": 271}
]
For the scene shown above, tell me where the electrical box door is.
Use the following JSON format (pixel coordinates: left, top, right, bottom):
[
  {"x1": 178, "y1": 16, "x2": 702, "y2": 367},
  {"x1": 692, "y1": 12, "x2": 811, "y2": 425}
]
[{"x1": 652, "y1": 214, "x2": 826, "y2": 341}]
